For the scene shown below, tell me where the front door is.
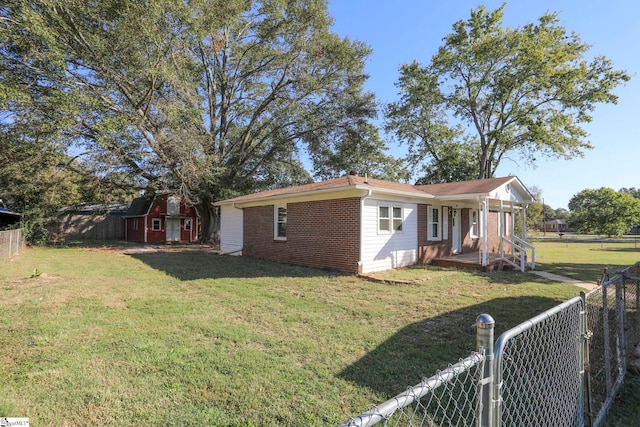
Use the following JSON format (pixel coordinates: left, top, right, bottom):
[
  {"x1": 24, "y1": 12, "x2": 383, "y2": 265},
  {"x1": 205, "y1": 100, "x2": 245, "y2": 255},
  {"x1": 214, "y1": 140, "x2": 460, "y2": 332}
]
[
  {"x1": 166, "y1": 218, "x2": 181, "y2": 242},
  {"x1": 452, "y1": 209, "x2": 462, "y2": 254}
]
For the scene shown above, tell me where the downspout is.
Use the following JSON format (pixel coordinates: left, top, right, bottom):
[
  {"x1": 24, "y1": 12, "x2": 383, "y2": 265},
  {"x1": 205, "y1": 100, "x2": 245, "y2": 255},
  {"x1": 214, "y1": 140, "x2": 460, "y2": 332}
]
[{"x1": 358, "y1": 188, "x2": 373, "y2": 274}]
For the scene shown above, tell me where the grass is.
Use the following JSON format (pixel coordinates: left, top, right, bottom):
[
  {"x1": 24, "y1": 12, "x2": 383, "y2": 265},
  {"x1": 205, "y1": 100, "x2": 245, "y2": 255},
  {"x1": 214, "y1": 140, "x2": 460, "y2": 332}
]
[
  {"x1": 533, "y1": 239, "x2": 640, "y2": 427},
  {"x1": 533, "y1": 240, "x2": 640, "y2": 283},
  {"x1": 0, "y1": 244, "x2": 586, "y2": 426}
]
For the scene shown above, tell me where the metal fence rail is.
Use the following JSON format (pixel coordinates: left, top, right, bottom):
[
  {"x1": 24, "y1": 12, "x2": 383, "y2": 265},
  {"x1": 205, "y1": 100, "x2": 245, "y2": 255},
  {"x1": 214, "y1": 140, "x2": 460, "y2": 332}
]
[
  {"x1": 341, "y1": 262, "x2": 640, "y2": 427},
  {"x1": 0, "y1": 228, "x2": 24, "y2": 263},
  {"x1": 341, "y1": 352, "x2": 484, "y2": 427}
]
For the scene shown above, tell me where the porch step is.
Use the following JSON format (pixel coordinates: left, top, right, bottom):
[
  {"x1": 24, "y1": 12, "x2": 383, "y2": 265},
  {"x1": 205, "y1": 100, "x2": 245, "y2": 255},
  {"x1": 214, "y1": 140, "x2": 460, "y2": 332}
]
[{"x1": 430, "y1": 255, "x2": 526, "y2": 272}]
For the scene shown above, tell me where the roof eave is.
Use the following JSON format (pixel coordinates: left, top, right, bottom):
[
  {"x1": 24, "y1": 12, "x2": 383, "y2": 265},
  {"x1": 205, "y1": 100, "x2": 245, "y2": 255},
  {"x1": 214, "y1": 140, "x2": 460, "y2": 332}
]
[{"x1": 215, "y1": 184, "x2": 435, "y2": 207}]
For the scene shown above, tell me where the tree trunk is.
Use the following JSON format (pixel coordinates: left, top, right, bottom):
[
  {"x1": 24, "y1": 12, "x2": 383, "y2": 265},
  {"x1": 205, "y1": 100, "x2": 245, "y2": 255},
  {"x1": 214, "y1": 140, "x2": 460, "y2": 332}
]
[{"x1": 195, "y1": 196, "x2": 220, "y2": 245}]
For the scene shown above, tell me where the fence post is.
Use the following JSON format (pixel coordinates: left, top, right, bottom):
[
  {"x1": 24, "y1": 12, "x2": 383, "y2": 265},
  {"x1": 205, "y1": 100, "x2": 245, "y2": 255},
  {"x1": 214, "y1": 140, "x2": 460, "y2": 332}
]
[
  {"x1": 616, "y1": 274, "x2": 627, "y2": 376},
  {"x1": 476, "y1": 314, "x2": 495, "y2": 427},
  {"x1": 581, "y1": 291, "x2": 593, "y2": 427}
]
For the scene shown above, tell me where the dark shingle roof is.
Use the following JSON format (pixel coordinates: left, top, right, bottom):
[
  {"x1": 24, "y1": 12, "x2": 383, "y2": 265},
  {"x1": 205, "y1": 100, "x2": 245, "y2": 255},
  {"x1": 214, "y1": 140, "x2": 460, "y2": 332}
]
[{"x1": 125, "y1": 196, "x2": 154, "y2": 217}]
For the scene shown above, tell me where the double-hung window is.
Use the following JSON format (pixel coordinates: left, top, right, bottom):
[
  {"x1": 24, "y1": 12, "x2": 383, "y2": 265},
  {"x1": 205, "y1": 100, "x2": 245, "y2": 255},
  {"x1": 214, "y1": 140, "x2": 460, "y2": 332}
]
[
  {"x1": 378, "y1": 205, "x2": 403, "y2": 233},
  {"x1": 428, "y1": 206, "x2": 441, "y2": 241},
  {"x1": 274, "y1": 205, "x2": 287, "y2": 240},
  {"x1": 151, "y1": 218, "x2": 161, "y2": 231},
  {"x1": 470, "y1": 210, "x2": 479, "y2": 238}
]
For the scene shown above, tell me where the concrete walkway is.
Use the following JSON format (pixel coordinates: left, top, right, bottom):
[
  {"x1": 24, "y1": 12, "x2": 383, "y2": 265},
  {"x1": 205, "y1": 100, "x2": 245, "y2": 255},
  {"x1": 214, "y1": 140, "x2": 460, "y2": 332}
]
[{"x1": 530, "y1": 270, "x2": 598, "y2": 291}]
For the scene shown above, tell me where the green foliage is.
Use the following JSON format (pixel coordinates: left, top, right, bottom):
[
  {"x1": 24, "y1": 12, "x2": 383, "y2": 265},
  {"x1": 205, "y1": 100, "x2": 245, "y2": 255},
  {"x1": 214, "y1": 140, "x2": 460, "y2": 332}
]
[
  {"x1": 1, "y1": 0, "x2": 391, "y2": 242},
  {"x1": 620, "y1": 187, "x2": 640, "y2": 199},
  {"x1": 385, "y1": 4, "x2": 630, "y2": 181},
  {"x1": 568, "y1": 188, "x2": 640, "y2": 236}
]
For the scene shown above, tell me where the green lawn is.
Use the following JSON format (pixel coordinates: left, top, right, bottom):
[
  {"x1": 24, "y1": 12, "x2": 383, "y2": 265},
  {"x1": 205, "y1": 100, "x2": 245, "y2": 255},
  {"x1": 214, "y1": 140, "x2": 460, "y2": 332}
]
[
  {"x1": 0, "y1": 244, "x2": 586, "y2": 426},
  {"x1": 533, "y1": 239, "x2": 640, "y2": 283}
]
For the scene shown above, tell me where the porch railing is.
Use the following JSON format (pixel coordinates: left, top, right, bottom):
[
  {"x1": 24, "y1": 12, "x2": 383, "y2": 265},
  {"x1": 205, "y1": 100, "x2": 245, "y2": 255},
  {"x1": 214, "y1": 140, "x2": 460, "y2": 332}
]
[{"x1": 500, "y1": 236, "x2": 535, "y2": 272}]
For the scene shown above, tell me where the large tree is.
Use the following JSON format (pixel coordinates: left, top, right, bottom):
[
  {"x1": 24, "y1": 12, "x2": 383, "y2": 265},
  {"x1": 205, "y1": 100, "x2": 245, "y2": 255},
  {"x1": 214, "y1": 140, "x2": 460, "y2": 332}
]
[
  {"x1": 1, "y1": 0, "x2": 388, "y2": 242},
  {"x1": 385, "y1": 5, "x2": 630, "y2": 183},
  {"x1": 568, "y1": 188, "x2": 640, "y2": 236}
]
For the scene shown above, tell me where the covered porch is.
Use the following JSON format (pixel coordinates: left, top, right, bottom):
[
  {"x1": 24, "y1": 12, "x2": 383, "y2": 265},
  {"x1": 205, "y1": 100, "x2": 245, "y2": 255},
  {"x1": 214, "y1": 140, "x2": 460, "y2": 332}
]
[
  {"x1": 420, "y1": 177, "x2": 536, "y2": 272},
  {"x1": 431, "y1": 251, "x2": 531, "y2": 272}
]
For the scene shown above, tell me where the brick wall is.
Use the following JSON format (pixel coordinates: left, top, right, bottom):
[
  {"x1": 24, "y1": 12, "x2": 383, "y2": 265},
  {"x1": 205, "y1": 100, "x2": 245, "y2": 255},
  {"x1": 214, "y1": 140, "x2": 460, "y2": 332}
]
[
  {"x1": 461, "y1": 208, "x2": 480, "y2": 252},
  {"x1": 417, "y1": 204, "x2": 452, "y2": 263},
  {"x1": 243, "y1": 197, "x2": 361, "y2": 272}
]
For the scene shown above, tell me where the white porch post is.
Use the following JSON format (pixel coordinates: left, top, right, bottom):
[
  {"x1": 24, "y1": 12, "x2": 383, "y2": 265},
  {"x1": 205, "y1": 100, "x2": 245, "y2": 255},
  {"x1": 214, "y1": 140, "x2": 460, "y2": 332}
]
[
  {"x1": 499, "y1": 200, "x2": 504, "y2": 258},
  {"x1": 522, "y1": 204, "x2": 528, "y2": 241},
  {"x1": 482, "y1": 198, "x2": 489, "y2": 267},
  {"x1": 510, "y1": 202, "x2": 515, "y2": 237}
]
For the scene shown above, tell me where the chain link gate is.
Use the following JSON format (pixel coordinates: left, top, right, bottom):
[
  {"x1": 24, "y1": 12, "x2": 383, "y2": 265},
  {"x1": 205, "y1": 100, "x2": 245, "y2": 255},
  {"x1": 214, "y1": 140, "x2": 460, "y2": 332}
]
[{"x1": 492, "y1": 296, "x2": 585, "y2": 427}]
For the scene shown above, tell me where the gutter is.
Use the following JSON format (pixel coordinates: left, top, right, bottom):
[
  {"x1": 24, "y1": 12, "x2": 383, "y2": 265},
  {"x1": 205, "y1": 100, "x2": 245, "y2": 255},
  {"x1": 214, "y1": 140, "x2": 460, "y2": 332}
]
[{"x1": 215, "y1": 185, "x2": 435, "y2": 208}]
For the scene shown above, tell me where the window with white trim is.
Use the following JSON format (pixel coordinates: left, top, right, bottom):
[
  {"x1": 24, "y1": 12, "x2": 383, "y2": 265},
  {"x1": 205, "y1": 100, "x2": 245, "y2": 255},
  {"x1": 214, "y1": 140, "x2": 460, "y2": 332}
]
[
  {"x1": 378, "y1": 205, "x2": 404, "y2": 233},
  {"x1": 133, "y1": 218, "x2": 139, "y2": 231},
  {"x1": 152, "y1": 218, "x2": 161, "y2": 231},
  {"x1": 428, "y1": 206, "x2": 441, "y2": 241},
  {"x1": 470, "y1": 210, "x2": 479, "y2": 238},
  {"x1": 184, "y1": 218, "x2": 192, "y2": 231},
  {"x1": 274, "y1": 205, "x2": 287, "y2": 240},
  {"x1": 392, "y1": 207, "x2": 403, "y2": 231}
]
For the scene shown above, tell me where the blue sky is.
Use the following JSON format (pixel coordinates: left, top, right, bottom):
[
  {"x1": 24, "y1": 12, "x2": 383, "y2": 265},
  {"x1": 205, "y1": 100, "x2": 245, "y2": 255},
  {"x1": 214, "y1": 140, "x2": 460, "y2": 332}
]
[{"x1": 327, "y1": 0, "x2": 640, "y2": 209}]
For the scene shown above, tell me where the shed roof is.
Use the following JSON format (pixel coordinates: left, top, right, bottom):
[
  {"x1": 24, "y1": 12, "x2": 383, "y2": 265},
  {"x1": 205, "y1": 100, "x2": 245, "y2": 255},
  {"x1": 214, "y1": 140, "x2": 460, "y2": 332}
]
[
  {"x1": 58, "y1": 201, "x2": 130, "y2": 215},
  {"x1": 0, "y1": 207, "x2": 22, "y2": 217},
  {"x1": 125, "y1": 196, "x2": 154, "y2": 217}
]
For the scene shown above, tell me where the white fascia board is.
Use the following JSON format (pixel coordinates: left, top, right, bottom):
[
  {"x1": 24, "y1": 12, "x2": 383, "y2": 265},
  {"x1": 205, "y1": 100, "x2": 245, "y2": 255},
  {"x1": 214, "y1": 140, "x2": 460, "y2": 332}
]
[{"x1": 216, "y1": 185, "x2": 435, "y2": 208}]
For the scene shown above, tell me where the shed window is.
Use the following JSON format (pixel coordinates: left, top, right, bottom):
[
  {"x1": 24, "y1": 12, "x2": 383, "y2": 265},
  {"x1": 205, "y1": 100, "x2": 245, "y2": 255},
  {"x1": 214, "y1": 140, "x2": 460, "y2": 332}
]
[
  {"x1": 152, "y1": 218, "x2": 161, "y2": 231},
  {"x1": 133, "y1": 218, "x2": 139, "y2": 231},
  {"x1": 184, "y1": 218, "x2": 192, "y2": 231},
  {"x1": 274, "y1": 205, "x2": 287, "y2": 240}
]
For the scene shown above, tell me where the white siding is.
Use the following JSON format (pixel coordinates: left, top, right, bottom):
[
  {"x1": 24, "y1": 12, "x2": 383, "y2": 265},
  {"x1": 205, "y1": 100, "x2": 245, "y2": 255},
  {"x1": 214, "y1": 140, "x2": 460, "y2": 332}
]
[
  {"x1": 360, "y1": 198, "x2": 418, "y2": 273},
  {"x1": 220, "y1": 205, "x2": 243, "y2": 255}
]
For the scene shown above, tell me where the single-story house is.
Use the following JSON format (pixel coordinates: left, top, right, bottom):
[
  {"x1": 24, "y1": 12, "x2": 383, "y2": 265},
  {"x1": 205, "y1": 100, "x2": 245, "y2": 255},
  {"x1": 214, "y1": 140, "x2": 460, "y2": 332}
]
[
  {"x1": 124, "y1": 193, "x2": 199, "y2": 243},
  {"x1": 541, "y1": 219, "x2": 568, "y2": 233},
  {"x1": 214, "y1": 173, "x2": 536, "y2": 273}
]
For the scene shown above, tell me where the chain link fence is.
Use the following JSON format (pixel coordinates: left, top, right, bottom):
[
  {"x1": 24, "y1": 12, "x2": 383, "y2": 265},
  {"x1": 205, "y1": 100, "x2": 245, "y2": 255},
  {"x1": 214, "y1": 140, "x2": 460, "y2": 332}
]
[
  {"x1": 494, "y1": 296, "x2": 585, "y2": 427},
  {"x1": 0, "y1": 228, "x2": 24, "y2": 263},
  {"x1": 584, "y1": 263, "x2": 640, "y2": 426},
  {"x1": 340, "y1": 352, "x2": 485, "y2": 427},
  {"x1": 341, "y1": 262, "x2": 640, "y2": 427}
]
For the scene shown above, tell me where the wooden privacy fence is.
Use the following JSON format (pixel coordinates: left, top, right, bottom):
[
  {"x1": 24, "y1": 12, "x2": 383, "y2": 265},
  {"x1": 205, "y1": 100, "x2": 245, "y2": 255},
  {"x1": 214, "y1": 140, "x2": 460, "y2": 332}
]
[{"x1": 48, "y1": 213, "x2": 125, "y2": 241}]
